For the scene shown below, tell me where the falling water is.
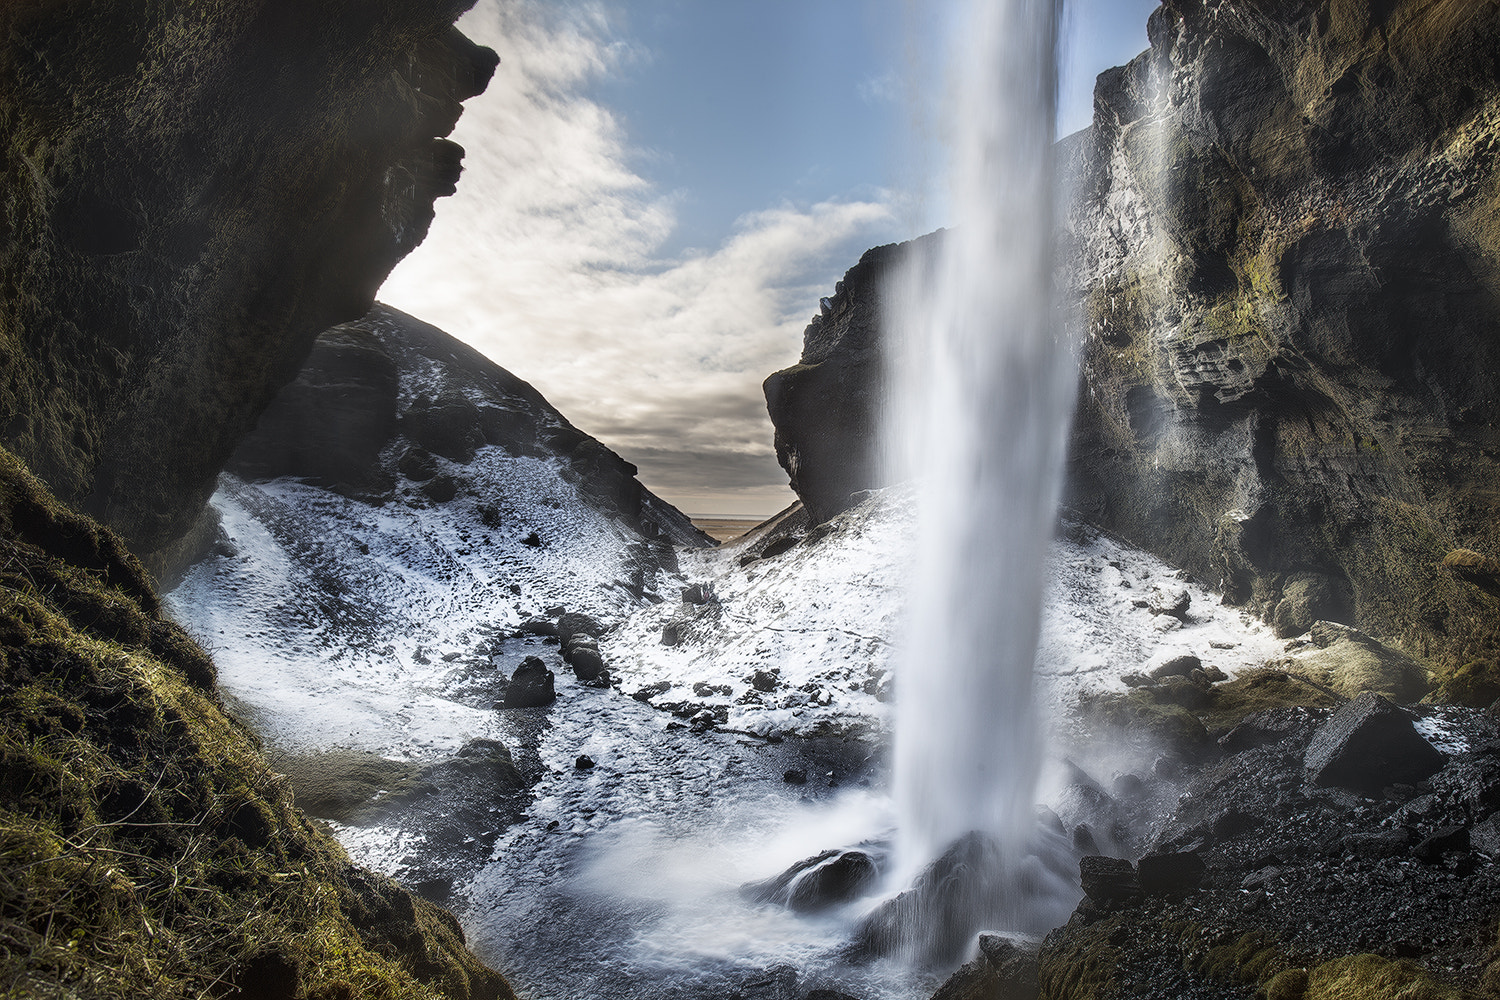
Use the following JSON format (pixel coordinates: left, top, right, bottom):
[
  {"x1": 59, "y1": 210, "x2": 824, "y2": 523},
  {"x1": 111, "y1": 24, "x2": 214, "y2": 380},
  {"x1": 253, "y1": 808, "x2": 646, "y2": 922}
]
[{"x1": 888, "y1": 0, "x2": 1076, "y2": 903}]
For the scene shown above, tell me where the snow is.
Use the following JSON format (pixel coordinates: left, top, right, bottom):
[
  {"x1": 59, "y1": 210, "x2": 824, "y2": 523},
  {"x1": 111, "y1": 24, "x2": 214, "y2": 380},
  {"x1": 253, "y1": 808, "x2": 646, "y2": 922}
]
[
  {"x1": 168, "y1": 450, "x2": 673, "y2": 759},
  {"x1": 603, "y1": 490, "x2": 1283, "y2": 739}
]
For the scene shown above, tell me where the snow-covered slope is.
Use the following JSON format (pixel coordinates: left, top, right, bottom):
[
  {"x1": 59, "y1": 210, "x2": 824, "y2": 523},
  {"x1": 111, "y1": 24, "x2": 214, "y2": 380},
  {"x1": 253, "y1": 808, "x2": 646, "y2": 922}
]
[{"x1": 604, "y1": 489, "x2": 1284, "y2": 738}]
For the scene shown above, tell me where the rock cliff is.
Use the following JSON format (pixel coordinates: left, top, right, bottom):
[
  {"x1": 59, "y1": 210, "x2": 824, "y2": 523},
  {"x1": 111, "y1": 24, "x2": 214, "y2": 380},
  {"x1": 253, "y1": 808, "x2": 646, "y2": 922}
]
[
  {"x1": 228, "y1": 303, "x2": 710, "y2": 550},
  {"x1": 764, "y1": 0, "x2": 1500, "y2": 699},
  {"x1": 0, "y1": 0, "x2": 496, "y2": 561}
]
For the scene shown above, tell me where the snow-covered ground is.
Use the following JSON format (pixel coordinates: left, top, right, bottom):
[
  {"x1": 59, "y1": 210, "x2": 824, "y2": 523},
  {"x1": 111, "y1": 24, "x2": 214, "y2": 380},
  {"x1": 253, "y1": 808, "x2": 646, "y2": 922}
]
[
  {"x1": 167, "y1": 477, "x2": 1288, "y2": 1000},
  {"x1": 170, "y1": 474, "x2": 1285, "y2": 768},
  {"x1": 604, "y1": 490, "x2": 1283, "y2": 740},
  {"x1": 170, "y1": 456, "x2": 678, "y2": 759}
]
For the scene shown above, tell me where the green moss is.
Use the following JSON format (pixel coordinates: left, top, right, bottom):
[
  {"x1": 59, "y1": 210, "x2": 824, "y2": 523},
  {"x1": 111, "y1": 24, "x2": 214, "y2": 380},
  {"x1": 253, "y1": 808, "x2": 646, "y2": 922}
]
[
  {"x1": 1038, "y1": 921, "x2": 1122, "y2": 1000},
  {"x1": 1187, "y1": 931, "x2": 1292, "y2": 987},
  {"x1": 0, "y1": 446, "x2": 512, "y2": 1000},
  {"x1": 1302, "y1": 954, "x2": 1465, "y2": 999},
  {"x1": 1203, "y1": 668, "x2": 1343, "y2": 728}
]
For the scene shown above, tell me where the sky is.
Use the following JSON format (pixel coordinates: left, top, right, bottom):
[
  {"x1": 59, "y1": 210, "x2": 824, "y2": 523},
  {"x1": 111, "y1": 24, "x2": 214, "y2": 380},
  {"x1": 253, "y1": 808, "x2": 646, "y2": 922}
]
[{"x1": 381, "y1": 0, "x2": 1159, "y2": 517}]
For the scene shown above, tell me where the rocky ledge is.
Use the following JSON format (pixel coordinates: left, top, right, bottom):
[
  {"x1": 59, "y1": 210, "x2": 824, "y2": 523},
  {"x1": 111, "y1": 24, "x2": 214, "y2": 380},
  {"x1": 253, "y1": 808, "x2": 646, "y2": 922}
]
[{"x1": 0, "y1": 0, "x2": 496, "y2": 562}]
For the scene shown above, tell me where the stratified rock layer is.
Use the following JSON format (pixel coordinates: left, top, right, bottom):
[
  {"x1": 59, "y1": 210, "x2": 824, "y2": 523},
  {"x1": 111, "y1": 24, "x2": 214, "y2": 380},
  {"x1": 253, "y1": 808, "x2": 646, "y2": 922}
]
[
  {"x1": 764, "y1": 0, "x2": 1500, "y2": 696},
  {"x1": 1061, "y1": 0, "x2": 1500, "y2": 695},
  {"x1": 0, "y1": 1, "x2": 496, "y2": 557}
]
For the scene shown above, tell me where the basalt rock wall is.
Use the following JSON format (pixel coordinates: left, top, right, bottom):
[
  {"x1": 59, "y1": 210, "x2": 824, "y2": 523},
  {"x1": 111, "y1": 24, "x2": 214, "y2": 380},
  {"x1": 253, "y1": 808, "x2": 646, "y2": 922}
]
[
  {"x1": 0, "y1": 0, "x2": 496, "y2": 561},
  {"x1": 764, "y1": 0, "x2": 1500, "y2": 698},
  {"x1": 1062, "y1": 0, "x2": 1500, "y2": 698}
]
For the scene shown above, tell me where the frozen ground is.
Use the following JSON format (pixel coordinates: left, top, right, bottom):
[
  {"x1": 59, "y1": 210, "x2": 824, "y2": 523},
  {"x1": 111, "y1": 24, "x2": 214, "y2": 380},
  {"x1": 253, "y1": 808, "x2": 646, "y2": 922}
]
[{"x1": 168, "y1": 482, "x2": 1287, "y2": 1000}]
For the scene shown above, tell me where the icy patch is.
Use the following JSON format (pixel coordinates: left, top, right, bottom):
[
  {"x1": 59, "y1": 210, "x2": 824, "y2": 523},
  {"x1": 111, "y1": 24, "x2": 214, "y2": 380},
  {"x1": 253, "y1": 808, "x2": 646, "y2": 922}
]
[{"x1": 605, "y1": 493, "x2": 1284, "y2": 737}]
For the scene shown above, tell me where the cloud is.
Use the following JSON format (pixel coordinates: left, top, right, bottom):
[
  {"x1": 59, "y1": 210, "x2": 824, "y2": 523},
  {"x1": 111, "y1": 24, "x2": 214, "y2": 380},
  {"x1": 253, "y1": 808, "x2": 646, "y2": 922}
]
[{"x1": 380, "y1": 0, "x2": 901, "y2": 515}]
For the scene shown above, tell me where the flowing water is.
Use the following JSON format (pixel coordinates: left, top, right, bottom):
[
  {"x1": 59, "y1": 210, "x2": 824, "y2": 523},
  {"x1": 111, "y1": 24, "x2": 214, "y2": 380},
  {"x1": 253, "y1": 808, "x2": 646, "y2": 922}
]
[{"x1": 887, "y1": 0, "x2": 1077, "y2": 904}]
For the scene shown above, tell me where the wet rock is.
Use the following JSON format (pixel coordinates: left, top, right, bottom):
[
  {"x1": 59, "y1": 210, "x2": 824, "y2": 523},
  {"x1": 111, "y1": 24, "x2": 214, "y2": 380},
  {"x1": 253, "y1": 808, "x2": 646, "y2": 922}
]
[
  {"x1": 504, "y1": 656, "x2": 555, "y2": 708},
  {"x1": 660, "y1": 623, "x2": 682, "y2": 647},
  {"x1": 740, "y1": 849, "x2": 879, "y2": 914},
  {"x1": 575, "y1": 755, "x2": 595, "y2": 770},
  {"x1": 854, "y1": 832, "x2": 1017, "y2": 966},
  {"x1": 520, "y1": 531, "x2": 543, "y2": 548},
  {"x1": 1304, "y1": 693, "x2": 1445, "y2": 794},
  {"x1": 1137, "y1": 851, "x2": 1205, "y2": 893},
  {"x1": 681, "y1": 583, "x2": 712, "y2": 605},
  {"x1": 1147, "y1": 586, "x2": 1191, "y2": 619},
  {"x1": 931, "y1": 933, "x2": 1041, "y2": 1000},
  {"x1": 1079, "y1": 856, "x2": 1139, "y2": 903},
  {"x1": 1150, "y1": 654, "x2": 1201, "y2": 680},
  {"x1": 419, "y1": 475, "x2": 457, "y2": 502},
  {"x1": 783, "y1": 769, "x2": 808, "y2": 785}
]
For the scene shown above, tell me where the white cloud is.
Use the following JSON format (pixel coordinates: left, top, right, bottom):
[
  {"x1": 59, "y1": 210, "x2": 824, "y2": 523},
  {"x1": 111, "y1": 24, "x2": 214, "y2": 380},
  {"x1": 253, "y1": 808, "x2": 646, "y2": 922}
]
[{"x1": 380, "y1": 0, "x2": 901, "y2": 516}]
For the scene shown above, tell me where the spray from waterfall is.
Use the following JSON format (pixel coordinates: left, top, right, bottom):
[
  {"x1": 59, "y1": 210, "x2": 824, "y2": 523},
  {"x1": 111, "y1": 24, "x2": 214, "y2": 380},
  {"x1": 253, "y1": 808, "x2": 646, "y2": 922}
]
[{"x1": 886, "y1": 0, "x2": 1077, "y2": 905}]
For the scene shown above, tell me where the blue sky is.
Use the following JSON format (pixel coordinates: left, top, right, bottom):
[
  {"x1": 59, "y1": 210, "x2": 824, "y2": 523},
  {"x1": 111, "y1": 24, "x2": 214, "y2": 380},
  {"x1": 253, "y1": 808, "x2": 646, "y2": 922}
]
[{"x1": 383, "y1": 0, "x2": 1159, "y2": 516}]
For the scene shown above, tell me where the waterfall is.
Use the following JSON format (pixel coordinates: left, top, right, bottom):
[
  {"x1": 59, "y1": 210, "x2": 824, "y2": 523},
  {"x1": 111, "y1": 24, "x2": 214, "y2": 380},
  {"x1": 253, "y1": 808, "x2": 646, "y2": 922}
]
[{"x1": 888, "y1": 0, "x2": 1076, "y2": 896}]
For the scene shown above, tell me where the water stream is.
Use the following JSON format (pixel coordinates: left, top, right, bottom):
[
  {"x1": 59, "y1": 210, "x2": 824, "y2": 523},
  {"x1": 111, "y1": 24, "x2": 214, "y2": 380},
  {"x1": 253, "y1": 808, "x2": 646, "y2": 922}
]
[{"x1": 887, "y1": 0, "x2": 1076, "y2": 898}]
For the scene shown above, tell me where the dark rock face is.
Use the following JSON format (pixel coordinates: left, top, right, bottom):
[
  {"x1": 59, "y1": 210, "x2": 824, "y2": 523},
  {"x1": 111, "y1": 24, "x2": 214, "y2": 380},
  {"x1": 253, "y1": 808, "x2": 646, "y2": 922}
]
[
  {"x1": 227, "y1": 327, "x2": 400, "y2": 496},
  {"x1": 0, "y1": 2, "x2": 498, "y2": 559},
  {"x1": 1061, "y1": 0, "x2": 1500, "y2": 695},
  {"x1": 762, "y1": 236, "x2": 938, "y2": 524},
  {"x1": 229, "y1": 304, "x2": 711, "y2": 550},
  {"x1": 761, "y1": 1, "x2": 1500, "y2": 694}
]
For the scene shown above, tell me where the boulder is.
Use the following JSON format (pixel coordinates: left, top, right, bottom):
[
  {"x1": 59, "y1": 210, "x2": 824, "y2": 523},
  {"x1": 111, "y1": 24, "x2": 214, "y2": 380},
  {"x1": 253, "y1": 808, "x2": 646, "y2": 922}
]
[
  {"x1": 503, "y1": 656, "x2": 555, "y2": 709},
  {"x1": 931, "y1": 933, "x2": 1041, "y2": 1000},
  {"x1": 1137, "y1": 851, "x2": 1205, "y2": 893},
  {"x1": 1147, "y1": 587, "x2": 1191, "y2": 619},
  {"x1": 1274, "y1": 622, "x2": 1431, "y2": 702},
  {"x1": 1079, "y1": 856, "x2": 1139, "y2": 903},
  {"x1": 1303, "y1": 693, "x2": 1444, "y2": 794},
  {"x1": 1149, "y1": 654, "x2": 1201, "y2": 680},
  {"x1": 740, "y1": 849, "x2": 879, "y2": 913},
  {"x1": 566, "y1": 647, "x2": 606, "y2": 682}
]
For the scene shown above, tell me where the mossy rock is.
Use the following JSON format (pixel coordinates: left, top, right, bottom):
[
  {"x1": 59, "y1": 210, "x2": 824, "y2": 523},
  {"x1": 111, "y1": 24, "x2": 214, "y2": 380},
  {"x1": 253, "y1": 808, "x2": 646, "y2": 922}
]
[{"x1": 0, "y1": 445, "x2": 512, "y2": 1000}]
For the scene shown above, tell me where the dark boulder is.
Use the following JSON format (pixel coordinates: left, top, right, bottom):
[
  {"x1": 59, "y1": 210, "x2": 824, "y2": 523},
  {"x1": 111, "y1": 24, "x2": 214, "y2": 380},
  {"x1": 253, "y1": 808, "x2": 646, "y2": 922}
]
[
  {"x1": 1137, "y1": 851, "x2": 1205, "y2": 893},
  {"x1": 741, "y1": 849, "x2": 880, "y2": 914},
  {"x1": 503, "y1": 656, "x2": 555, "y2": 709},
  {"x1": 1079, "y1": 856, "x2": 1139, "y2": 903},
  {"x1": 566, "y1": 647, "x2": 606, "y2": 682},
  {"x1": 931, "y1": 933, "x2": 1041, "y2": 1000},
  {"x1": 1303, "y1": 693, "x2": 1445, "y2": 794}
]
